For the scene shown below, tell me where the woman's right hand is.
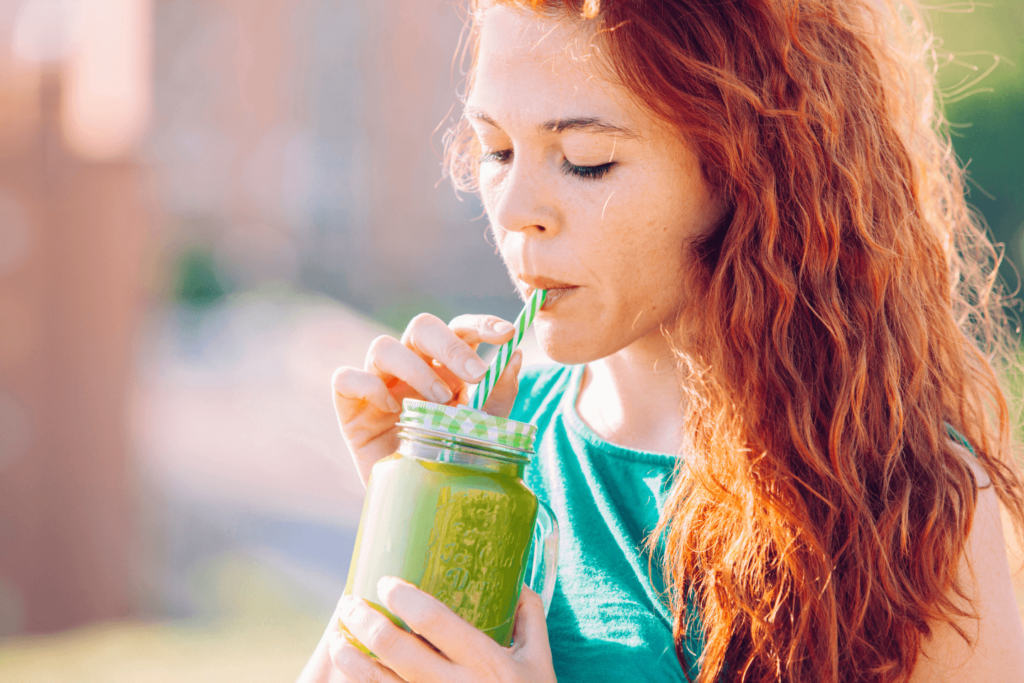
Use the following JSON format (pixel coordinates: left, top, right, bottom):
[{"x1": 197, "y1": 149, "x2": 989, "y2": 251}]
[{"x1": 332, "y1": 313, "x2": 523, "y2": 487}]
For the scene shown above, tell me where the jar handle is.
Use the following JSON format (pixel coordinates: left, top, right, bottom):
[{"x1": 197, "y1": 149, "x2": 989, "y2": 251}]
[{"x1": 527, "y1": 499, "x2": 559, "y2": 615}]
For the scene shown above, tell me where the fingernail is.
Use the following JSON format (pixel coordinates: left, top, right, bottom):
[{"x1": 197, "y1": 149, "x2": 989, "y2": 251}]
[
  {"x1": 386, "y1": 395, "x2": 401, "y2": 413},
  {"x1": 377, "y1": 577, "x2": 424, "y2": 615},
  {"x1": 430, "y1": 381, "x2": 453, "y2": 403},
  {"x1": 494, "y1": 321, "x2": 515, "y2": 335},
  {"x1": 377, "y1": 576, "x2": 400, "y2": 600},
  {"x1": 464, "y1": 356, "x2": 487, "y2": 378}
]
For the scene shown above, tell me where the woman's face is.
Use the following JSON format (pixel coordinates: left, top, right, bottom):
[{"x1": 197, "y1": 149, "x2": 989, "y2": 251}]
[{"x1": 468, "y1": 6, "x2": 725, "y2": 364}]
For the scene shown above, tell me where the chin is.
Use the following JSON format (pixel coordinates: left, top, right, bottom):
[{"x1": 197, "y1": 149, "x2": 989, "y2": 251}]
[{"x1": 534, "y1": 320, "x2": 614, "y2": 366}]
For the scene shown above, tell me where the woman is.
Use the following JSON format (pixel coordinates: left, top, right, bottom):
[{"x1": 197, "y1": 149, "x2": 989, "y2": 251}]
[{"x1": 301, "y1": 0, "x2": 1024, "y2": 681}]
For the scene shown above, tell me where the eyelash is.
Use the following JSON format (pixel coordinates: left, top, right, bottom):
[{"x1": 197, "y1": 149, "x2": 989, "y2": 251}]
[{"x1": 479, "y1": 149, "x2": 616, "y2": 181}]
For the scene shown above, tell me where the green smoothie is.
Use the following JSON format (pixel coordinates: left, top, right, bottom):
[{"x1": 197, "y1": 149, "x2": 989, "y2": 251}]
[{"x1": 343, "y1": 450, "x2": 539, "y2": 651}]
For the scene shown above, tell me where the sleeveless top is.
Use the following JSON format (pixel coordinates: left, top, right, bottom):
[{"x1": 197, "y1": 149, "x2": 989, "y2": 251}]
[{"x1": 510, "y1": 364, "x2": 699, "y2": 681}]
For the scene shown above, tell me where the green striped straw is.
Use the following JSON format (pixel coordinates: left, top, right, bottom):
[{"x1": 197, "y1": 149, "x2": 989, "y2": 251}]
[{"x1": 469, "y1": 289, "x2": 547, "y2": 411}]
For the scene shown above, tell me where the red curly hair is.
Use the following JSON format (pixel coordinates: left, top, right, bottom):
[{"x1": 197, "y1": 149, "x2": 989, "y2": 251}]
[{"x1": 445, "y1": 1, "x2": 1024, "y2": 681}]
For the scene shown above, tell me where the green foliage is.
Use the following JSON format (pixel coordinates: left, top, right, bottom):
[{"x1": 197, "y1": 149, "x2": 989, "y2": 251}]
[
  {"x1": 173, "y1": 246, "x2": 229, "y2": 309},
  {"x1": 948, "y1": 88, "x2": 1024, "y2": 283},
  {"x1": 932, "y1": 0, "x2": 1024, "y2": 281}
]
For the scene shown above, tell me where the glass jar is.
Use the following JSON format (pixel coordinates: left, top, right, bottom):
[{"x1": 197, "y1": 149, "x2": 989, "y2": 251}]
[{"x1": 342, "y1": 399, "x2": 558, "y2": 653}]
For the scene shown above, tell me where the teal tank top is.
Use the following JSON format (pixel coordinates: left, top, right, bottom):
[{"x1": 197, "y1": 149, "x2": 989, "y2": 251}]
[{"x1": 510, "y1": 364, "x2": 700, "y2": 681}]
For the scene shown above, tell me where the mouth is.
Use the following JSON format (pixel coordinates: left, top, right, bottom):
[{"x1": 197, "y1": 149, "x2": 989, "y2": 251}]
[{"x1": 518, "y1": 275, "x2": 580, "y2": 310}]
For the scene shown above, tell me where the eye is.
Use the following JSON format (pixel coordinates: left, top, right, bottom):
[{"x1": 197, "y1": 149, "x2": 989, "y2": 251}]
[
  {"x1": 561, "y1": 159, "x2": 616, "y2": 180},
  {"x1": 480, "y1": 149, "x2": 512, "y2": 164}
]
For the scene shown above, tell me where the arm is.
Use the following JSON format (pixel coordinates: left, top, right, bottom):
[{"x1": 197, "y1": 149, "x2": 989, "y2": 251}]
[
  {"x1": 910, "y1": 451, "x2": 1024, "y2": 682},
  {"x1": 298, "y1": 312, "x2": 532, "y2": 682}
]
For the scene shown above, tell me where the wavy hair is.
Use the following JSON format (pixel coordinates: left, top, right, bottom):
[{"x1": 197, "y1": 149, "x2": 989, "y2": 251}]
[{"x1": 444, "y1": 1, "x2": 1024, "y2": 681}]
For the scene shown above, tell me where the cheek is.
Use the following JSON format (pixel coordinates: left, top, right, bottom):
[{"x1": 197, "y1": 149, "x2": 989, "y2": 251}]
[
  {"x1": 478, "y1": 167, "x2": 506, "y2": 212},
  {"x1": 594, "y1": 187, "x2": 678, "y2": 261},
  {"x1": 595, "y1": 192, "x2": 692, "y2": 303},
  {"x1": 486, "y1": 212, "x2": 517, "y2": 272},
  {"x1": 478, "y1": 174, "x2": 505, "y2": 238}
]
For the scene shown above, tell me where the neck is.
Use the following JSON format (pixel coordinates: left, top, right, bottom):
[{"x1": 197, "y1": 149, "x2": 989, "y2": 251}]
[{"x1": 575, "y1": 330, "x2": 686, "y2": 455}]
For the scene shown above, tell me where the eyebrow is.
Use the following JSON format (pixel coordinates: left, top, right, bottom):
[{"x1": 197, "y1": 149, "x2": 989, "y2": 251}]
[{"x1": 465, "y1": 107, "x2": 639, "y2": 139}]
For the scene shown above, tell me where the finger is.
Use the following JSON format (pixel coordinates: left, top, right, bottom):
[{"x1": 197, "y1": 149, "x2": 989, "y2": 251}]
[
  {"x1": 378, "y1": 576, "x2": 501, "y2": 669},
  {"x1": 332, "y1": 366, "x2": 401, "y2": 421},
  {"x1": 328, "y1": 627, "x2": 405, "y2": 683},
  {"x1": 331, "y1": 396, "x2": 400, "y2": 485},
  {"x1": 509, "y1": 585, "x2": 553, "y2": 665},
  {"x1": 402, "y1": 313, "x2": 490, "y2": 383},
  {"x1": 428, "y1": 356, "x2": 499, "y2": 408},
  {"x1": 338, "y1": 595, "x2": 454, "y2": 683},
  {"x1": 427, "y1": 358, "x2": 468, "y2": 394},
  {"x1": 481, "y1": 349, "x2": 522, "y2": 418},
  {"x1": 448, "y1": 314, "x2": 517, "y2": 348},
  {"x1": 366, "y1": 335, "x2": 455, "y2": 405}
]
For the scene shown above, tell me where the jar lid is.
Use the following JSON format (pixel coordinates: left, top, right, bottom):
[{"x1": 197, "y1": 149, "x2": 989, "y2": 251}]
[{"x1": 399, "y1": 399, "x2": 537, "y2": 453}]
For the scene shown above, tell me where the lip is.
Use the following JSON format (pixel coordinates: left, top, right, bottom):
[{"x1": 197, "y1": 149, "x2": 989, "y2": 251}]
[
  {"x1": 518, "y1": 274, "x2": 579, "y2": 309},
  {"x1": 519, "y1": 274, "x2": 577, "y2": 290}
]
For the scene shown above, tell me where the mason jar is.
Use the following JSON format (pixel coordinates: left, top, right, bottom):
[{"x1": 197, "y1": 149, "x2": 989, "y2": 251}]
[{"x1": 341, "y1": 399, "x2": 558, "y2": 654}]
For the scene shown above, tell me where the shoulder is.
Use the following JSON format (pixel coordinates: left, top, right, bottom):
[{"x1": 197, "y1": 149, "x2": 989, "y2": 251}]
[
  {"x1": 945, "y1": 425, "x2": 991, "y2": 488},
  {"x1": 910, "y1": 452, "x2": 1024, "y2": 681},
  {"x1": 951, "y1": 440, "x2": 992, "y2": 489}
]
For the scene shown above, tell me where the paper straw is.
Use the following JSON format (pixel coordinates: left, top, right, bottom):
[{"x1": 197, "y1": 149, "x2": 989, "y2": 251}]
[{"x1": 469, "y1": 289, "x2": 547, "y2": 411}]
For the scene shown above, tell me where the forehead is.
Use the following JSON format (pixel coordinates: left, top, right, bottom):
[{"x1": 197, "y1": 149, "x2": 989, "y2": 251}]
[{"x1": 469, "y1": 6, "x2": 638, "y2": 131}]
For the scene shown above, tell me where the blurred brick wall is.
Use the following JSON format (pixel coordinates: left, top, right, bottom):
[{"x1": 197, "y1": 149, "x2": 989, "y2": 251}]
[{"x1": 0, "y1": 68, "x2": 148, "y2": 635}]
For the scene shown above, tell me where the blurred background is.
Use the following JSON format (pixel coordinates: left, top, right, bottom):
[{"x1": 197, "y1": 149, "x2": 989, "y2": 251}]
[{"x1": 0, "y1": 1, "x2": 1021, "y2": 680}]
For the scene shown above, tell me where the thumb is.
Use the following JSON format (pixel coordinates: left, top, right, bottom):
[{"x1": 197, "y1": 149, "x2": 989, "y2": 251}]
[
  {"x1": 510, "y1": 584, "x2": 553, "y2": 664},
  {"x1": 481, "y1": 349, "x2": 523, "y2": 418}
]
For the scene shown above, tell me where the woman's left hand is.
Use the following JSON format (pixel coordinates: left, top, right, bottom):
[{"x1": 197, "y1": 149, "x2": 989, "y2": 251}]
[{"x1": 328, "y1": 579, "x2": 557, "y2": 683}]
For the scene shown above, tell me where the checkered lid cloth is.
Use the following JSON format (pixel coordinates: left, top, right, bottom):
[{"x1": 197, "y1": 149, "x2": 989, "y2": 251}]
[{"x1": 399, "y1": 399, "x2": 537, "y2": 453}]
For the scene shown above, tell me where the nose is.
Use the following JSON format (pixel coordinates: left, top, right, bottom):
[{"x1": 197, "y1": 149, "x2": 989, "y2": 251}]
[{"x1": 488, "y1": 156, "x2": 561, "y2": 238}]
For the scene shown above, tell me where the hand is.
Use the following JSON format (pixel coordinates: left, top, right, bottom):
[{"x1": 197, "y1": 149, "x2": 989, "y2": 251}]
[
  {"x1": 329, "y1": 579, "x2": 557, "y2": 683},
  {"x1": 332, "y1": 313, "x2": 523, "y2": 486}
]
